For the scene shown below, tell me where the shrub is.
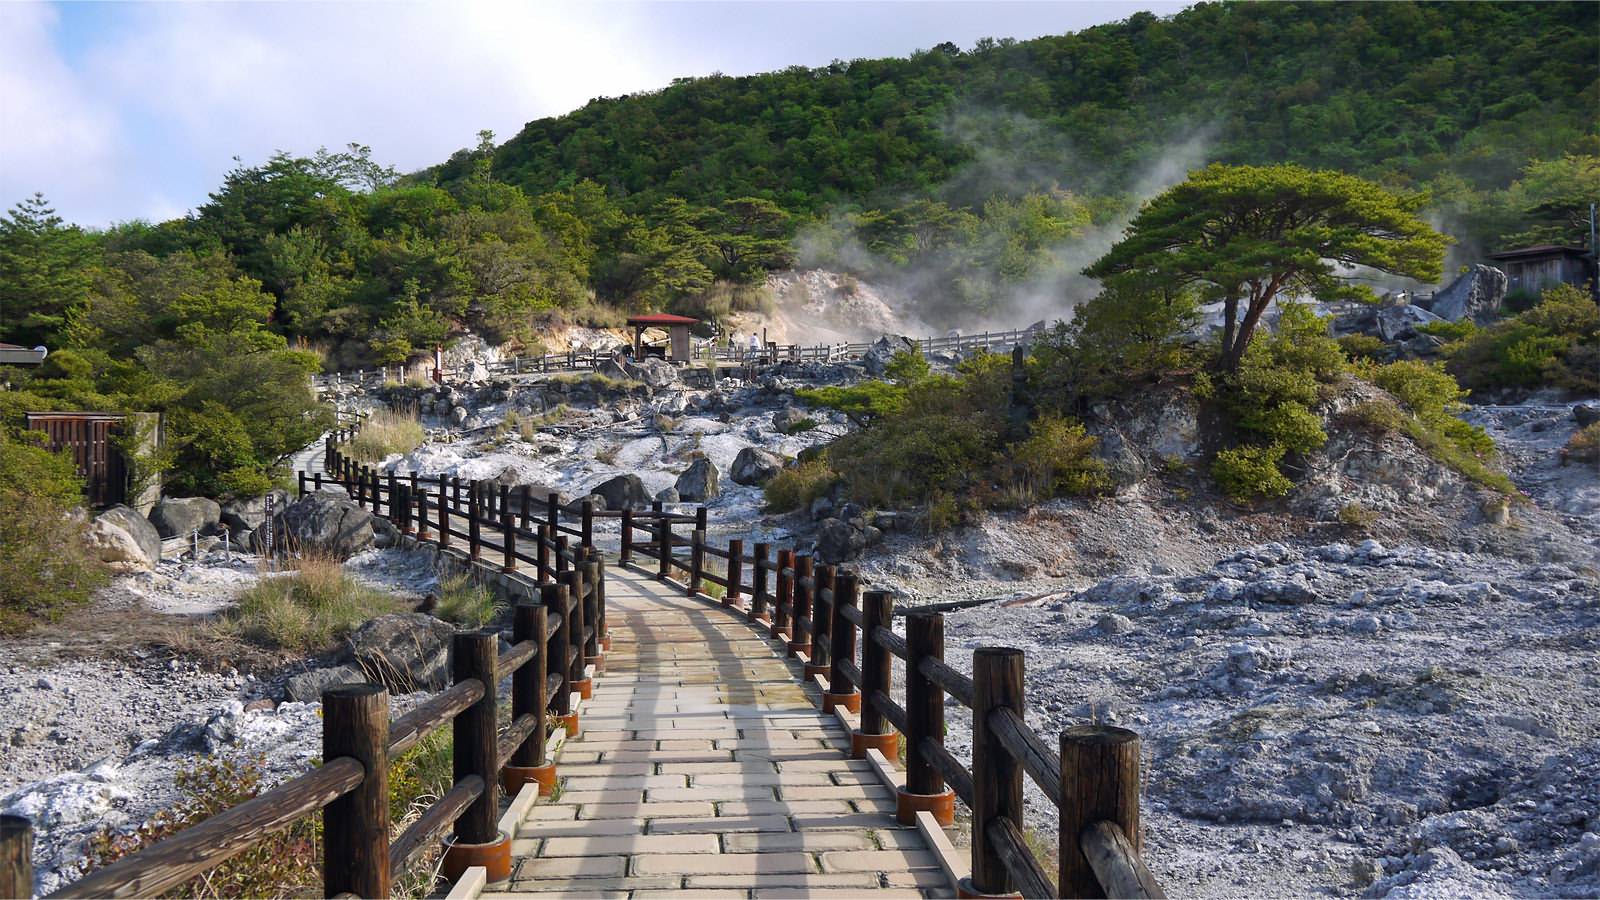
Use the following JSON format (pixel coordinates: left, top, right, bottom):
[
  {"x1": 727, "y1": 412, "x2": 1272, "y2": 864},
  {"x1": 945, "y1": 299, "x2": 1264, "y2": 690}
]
[
  {"x1": 0, "y1": 432, "x2": 108, "y2": 633},
  {"x1": 1006, "y1": 414, "x2": 1105, "y2": 501},
  {"x1": 164, "y1": 401, "x2": 274, "y2": 497},
  {"x1": 1212, "y1": 444, "x2": 1293, "y2": 503},
  {"x1": 217, "y1": 556, "x2": 403, "y2": 653},
  {"x1": 433, "y1": 573, "x2": 501, "y2": 627},
  {"x1": 346, "y1": 405, "x2": 424, "y2": 464},
  {"x1": 776, "y1": 416, "x2": 818, "y2": 435},
  {"x1": 1337, "y1": 334, "x2": 1386, "y2": 361},
  {"x1": 1566, "y1": 423, "x2": 1600, "y2": 462},
  {"x1": 1366, "y1": 359, "x2": 1512, "y2": 493},
  {"x1": 1446, "y1": 284, "x2": 1599, "y2": 392},
  {"x1": 763, "y1": 458, "x2": 838, "y2": 513},
  {"x1": 1415, "y1": 319, "x2": 1477, "y2": 342},
  {"x1": 1338, "y1": 501, "x2": 1378, "y2": 530}
]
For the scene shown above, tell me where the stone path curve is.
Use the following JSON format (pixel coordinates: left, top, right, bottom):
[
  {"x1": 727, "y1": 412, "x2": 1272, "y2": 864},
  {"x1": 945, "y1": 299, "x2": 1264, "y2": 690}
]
[{"x1": 492, "y1": 566, "x2": 951, "y2": 899}]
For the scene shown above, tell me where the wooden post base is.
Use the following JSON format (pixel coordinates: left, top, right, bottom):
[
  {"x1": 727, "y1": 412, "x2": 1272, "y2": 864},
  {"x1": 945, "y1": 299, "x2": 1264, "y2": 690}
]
[
  {"x1": 602, "y1": 636, "x2": 612, "y2": 651},
  {"x1": 503, "y1": 762, "x2": 557, "y2": 797},
  {"x1": 896, "y1": 786, "x2": 956, "y2": 826},
  {"x1": 956, "y1": 877, "x2": 1023, "y2": 899},
  {"x1": 571, "y1": 678, "x2": 593, "y2": 700},
  {"x1": 821, "y1": 691, "x2": 860, "y2": 714},
  {"x1": 560, "y1": 712, "x2": 579, "y2": 736},
  {"x1": 804, "y1": 663, "x2": 829, "y2": 680},
  {"x1": 442, "y1": 831, "x2": 512, "y2": 884},
  {"x1": 850, "y1": 729, "x2": 899, "y2": 760},
  {"x1": 786, "y1": 640, "x2": 809, "y2": 658},
  {"x1": 587, "y1": 654, "x2": 605, "y2": 674}
]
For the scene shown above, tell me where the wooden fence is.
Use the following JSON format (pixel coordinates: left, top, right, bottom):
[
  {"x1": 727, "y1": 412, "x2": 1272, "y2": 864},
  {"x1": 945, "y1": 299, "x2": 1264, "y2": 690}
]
[
  {"x1": 311, "y1": 325, "x2": 1043, "y2": 390},
  {"x1": 5, "y1": 402, "x2": 1160, "y2": 900}
]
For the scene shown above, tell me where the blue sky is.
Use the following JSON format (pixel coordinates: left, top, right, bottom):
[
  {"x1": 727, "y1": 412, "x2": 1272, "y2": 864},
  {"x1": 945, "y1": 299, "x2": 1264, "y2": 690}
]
[{"x1": 1, "y1": 1, "x2": 1185, "y2": 228}]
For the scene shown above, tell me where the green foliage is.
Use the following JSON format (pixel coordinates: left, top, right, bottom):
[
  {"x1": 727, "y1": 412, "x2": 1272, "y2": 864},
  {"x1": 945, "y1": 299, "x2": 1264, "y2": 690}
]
[
  {"x1": 796, "y1": 380, "x2": 910, "y2": 427},
  {"x1": 1036, "y1": 279, "x2": 1199, "y2": 406},
  {"x1": 1337, "y1": 334, "x2": 1386, "y2": 361},
  {"x1": 762, "y1": 459, "x2": 839, "y2": 513},
  {"x1": 1338, "y1": 501, "x2": 1378, "y2": 530},
  {"x1": 433, "y1": 573, "x2": 502, "y2": 628},
  {"x1": 1211, "y1": 444, "x2": 1293, "y2": 503},
  {"x1": 1005, "y1": 414, "x2": 1107, "y2": 501},
  {"x1": 1444, "y1": 284, "x2": 1599, "y2": 392},
  {"x1": 1415, "y1": 319, "x2": 1478, "y2": 342},
  {"x1": 1568, "y1": 423, "x2": 1600, "y2": 463},
  {"x1": 1363, "y1": 360, "x2": 1514, "y2": 493},
  {"x1": 0, "y1": 432, "x2": 108, "y2": 633},
  {"x1": 345, "y1": 406, "x2": 425, "y2": 464},
  {"x1": 217, "y1": 556, "x2": 404, "y2": 653},
  {"x1": 1088, "y1": 164, "x2": 1447, "y2": 369},
  {"x1": 884, "y1": 346, "x2": 932, "y2": 382},
  {"x1": 0, "y1": 194, "x2": 95, "y2": 348}
]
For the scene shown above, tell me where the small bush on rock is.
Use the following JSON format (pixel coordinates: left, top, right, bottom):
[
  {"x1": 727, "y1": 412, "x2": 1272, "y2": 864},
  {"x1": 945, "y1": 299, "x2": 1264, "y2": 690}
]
[
  {"x1": 346, "y1": 405, "x2": 424, "y2": 464},
  {"x1": 1337, "y1": 333, "x2": 1386, "y2": 361},
  {"x1": 1567, "y1": 423, "x2": 1600, "y2": 462},
  {"x1": 763, "y1": 459, "x2": 838, "y2": 513},
  {"x1": 1212, "y1": 444, "x2": 1293, "y2": 502},
  {"x1": 1444, "y1": 284, "x2": 1599, "y2": 392},
  {"x1": 218, "y1": 555, "x2": 403, "y2": 652},
  {"x1": 1368, "y1": 359, "x2": 1513, "y2": 493},
  {"x1": 433, "y1": 573, "x2": 501, "y2": 627}
]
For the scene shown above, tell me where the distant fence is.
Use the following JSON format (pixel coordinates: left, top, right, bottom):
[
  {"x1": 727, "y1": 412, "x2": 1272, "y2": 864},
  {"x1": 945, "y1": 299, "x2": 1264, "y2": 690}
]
[{"x1": 311, "y1": 325, "x2": 1044, "y2": 391}]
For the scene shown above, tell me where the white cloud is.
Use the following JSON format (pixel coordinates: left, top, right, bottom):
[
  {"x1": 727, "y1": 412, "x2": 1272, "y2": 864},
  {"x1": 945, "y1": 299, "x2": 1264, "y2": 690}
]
[{"x1": 0, "y1": 3, "x2": 124, "y2": 224}]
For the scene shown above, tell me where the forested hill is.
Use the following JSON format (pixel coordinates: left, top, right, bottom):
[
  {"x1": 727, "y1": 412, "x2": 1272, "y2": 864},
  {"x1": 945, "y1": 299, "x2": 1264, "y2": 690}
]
[{"x1": 437, "y1": 1, "x2": 1596, "y2": 217}]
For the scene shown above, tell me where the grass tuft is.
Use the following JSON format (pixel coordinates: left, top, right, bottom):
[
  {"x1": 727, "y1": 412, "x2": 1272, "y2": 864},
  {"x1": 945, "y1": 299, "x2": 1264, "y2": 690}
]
[
  {"x1": 346, "y1": 405, "x2": 425, "y2": 464},
  {"x1": 216, "y1": 556, "x2": 404, "y2": 653}
]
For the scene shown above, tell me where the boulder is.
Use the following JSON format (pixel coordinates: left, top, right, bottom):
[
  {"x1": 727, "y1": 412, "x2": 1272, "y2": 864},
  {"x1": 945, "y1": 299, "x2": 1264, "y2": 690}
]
[
  {"x1": 260, "y1": 493, "x2": 375, "y2": 559},
  {"x1": 675, "y1": 458, "x2": 721, "y2": 502},
  {"x1": 772, "y1": 406, "x2": 813, "y2": 433},
  {"x1": 85, "y1": 517, "x2": 155, "y2": 571},
  {"x1": 347, "y1": 613, "x2": 456, "y2": 693},
  {"x1": 95, "y1": 505, "x2": 162, "y2": 566},
  {"x1": 630, "y1": 357, "x2": 681, "y2": 389},
  {"x1": 1375, "y1": 303, "x2": 1444, "y2": 342},
  {"x1": 590, "y1": 474, "x2": 650, "y2": 511},
  {"x1": 730, "y1": 447, "x2": 784, "y2": 486},
  {"x1": 1086, "y1": 427, "x2": 1146, "y2": 490},
  {"x1": 220, "y1": 490, "x2": 289, "y2": 534},
  {"x1": 654, "y1": 486, "x2": 680, "y2": 504},
  {"x1": 284, "y1": 665, "x2": 364, "y2": 703},
  {"x1": 815, "y1": 517, "x2": 865, "y2": 564},
  {"x1": 1574, "y1": 404, "x2": 1600, "y2": 428},
  {"x1": 862, "y1": 336, "x2": 901, "y2": 377},
  {"x1": 1428, "y1": 265, "x2": 1508, "y2": 323},
  {"x1": 148, "y1": 497, "x2": 222, "y2": 539}
]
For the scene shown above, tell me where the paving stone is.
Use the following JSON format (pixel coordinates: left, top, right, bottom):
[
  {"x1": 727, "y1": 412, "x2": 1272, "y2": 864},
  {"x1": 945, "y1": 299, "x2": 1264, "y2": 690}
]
[
  {"x1": 540, "y1": 833, "x2": 719, "y2": 857},
  {"x1": 513, "y1": 855, "x2": 627, "y2": 878},
  {"x1": 723, "y1": 831, "x2": 875, "y2": 853},
  {"x1": 778, "y1": 784, "x2": 892, "y2": 801},
  {"x1": 687, "y1": 873, "x2": 879, "y2": 890},
  {"x1": 577, "y1": 801, "x2": 715, "y2": 819},
  {"x1": 518, "y1": 818, "x2": 644, "y2": 838},
  {"x1": 647, "y1": 785, "x2": 777, "y2": 802},
  {"x1": 717, "y1": 799, "x2": 853, "y2": 817},
  {"x1": 646, "y1": 815, "x2": 792, "y2": 834},
  {"x1": 818, "y1": 849, "x2": 941, "y2": 873},
  {"x1": 632, "y1": 851, "x2": 816, "y2": 876}
]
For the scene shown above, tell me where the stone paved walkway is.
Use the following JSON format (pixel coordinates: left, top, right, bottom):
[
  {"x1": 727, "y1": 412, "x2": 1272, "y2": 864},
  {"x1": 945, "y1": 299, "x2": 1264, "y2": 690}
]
[{"x1": 493, "y1": 566, "x2": 951, "y2": 898}]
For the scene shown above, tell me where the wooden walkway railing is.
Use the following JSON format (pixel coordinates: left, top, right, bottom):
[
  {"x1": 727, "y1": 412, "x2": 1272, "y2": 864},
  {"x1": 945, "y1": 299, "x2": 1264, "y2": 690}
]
[
  {"x1": 311, "y1": 325, "x2": 1043, "y2": 389},
  {"x1": 6, "y1": 400, "x2": 1162, "y2": 899}
]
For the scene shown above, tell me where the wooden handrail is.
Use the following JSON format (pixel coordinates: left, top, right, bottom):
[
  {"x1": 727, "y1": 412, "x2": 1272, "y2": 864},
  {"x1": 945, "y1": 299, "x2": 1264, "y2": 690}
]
[
  {"x1": 990, "y1": 706, "x2": 1064, "y2": 807},
  {"x1": 1081, "y1": 821, "x2": 1166, "y2": 899},
  {"x1": 988, "y1": 816, "x2": 1057, "y2": 899}
]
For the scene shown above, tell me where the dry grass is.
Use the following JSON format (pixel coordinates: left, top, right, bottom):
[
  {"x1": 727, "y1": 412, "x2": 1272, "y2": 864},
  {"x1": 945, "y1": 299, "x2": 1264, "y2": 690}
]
[
  {"x1": 433, "y1": 573, "x2": 502, "y2": 628},
  {"x1": 345, "y1": 405, "x2": 425, "y2": 464},
  {"x1": 1568, "y1": 422, "x2": 1600, "y2": 462},
  {"x1": 215, "y1": 555, "x2": 404, "y2": 653}
]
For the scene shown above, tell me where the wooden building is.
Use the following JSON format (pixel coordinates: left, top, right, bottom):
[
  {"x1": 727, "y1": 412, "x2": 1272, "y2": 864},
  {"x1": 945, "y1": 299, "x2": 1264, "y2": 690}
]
[
  {"x1": 1487, "y1": 245, "x2": 1596, "y2": 297},
  {"x1": 24, "y1": 411, "x2": 162, "y2": 511},
  {"x1": 625, "y1": 313, "x2": 698, "y2": 364}
]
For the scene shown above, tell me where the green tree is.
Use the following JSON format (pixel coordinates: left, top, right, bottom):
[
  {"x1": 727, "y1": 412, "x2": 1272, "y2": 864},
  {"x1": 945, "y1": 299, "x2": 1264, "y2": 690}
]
[
  {"x1": 1087, "y1": 164, "x2": 1448, "y2": 370},
  {"x1": 0, "y1": 194, "x2": 97, "y2": 347}
]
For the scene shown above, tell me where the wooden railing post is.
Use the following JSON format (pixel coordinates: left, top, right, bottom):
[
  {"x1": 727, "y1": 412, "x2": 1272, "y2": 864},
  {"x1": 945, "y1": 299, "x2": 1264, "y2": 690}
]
[
  {"x1": 556, "y1": 536, "x2": 569, "y2": 577},
  {"x1": 546, "y1": 492, "x2": 559, "y2": 537},
  {"x1": 748, "y1": 542, "x2": 769, "y2": 622},
  {"x1": 619, "y1": 508, "x2": 633, "y2": 565},
  {"x1": 543, "y1": 583, "x2": 574, "y2": 735},
  {"x1": 297, "y1": 470, "x2": 308, "y2": 498},
  {"x1": 416, "y1": 489, "x2": 431, "y2": 541},
  {"x1": 899, "y1": 612, "x2": 955, "y2": 826},
  {"x1": 436, "y1": 482, "x2": 451, "y2": 548},
  {"x1": 772, "y1": 549, "x2": 794, "y2": 640},
  {"x1": 726, "y1": 538, "x2": 744, "y2": 609},
  {"x1": 688, "y1": 529, "x2": 705, "y2": 596},
  {"x1": 968, "y1": 647, "x2": 1025, "y2": 898},
  {"x1": 853, "y1": 589, "x2": 897, "y2": 759},
  {"x1": 1, "y1": 815, "x2": 31, "y2": 900},
  {"x1": 1061, "y1": 726, "x2": 1147, "y2": 899},
  {"x1": 322, "y1": 684, "x2": 390, "y2": 899},
  {"x1": 443, "y1": 630, "x2": 509, "y2": 883},
  {"x1": 468, "y1": 481, "x2": 482, "y2": 560},
  {"x1": 501, "y1": 503, "x2": 517, "y2": 573},
  {"x1": 582, "y1": 555, "x2": 602, "y2": 672},
  {"x1": 519, "y1": 486, "x2": 532, "y2": 531},
  {"x1": 823, "y1": 572, "x2": 860, "y2": 714},
  {"x1": 595, "y1": 551, "x2": 609, "y2": 651},
  {"x1": 581, "y1": 500, "x2": 594, "y2": 549},
  {"x1": 788, "y1": 553, "x2": 813, "y2": 657},
  {"x1": 386, "y1": 472, "x2": 397, "y2": 519},
  {"x1": 538, "y1": 524, "x2": 552, "y2": 583},
  {"x1": 498, "y1": 484, "x2": 511, "y2": 532},
  {"x1": 564, "y1": 566, "x2": 591, "y2": 700},
  {"x1": 504, "y1": 603, "x2": 554, "y2": 797},
  {"x1": 805, "y1": 564, "x2": 834, "y2": 680},
  {"x1": 657, "y1": 513, "x2": 672, "y2": 580},
  {"x1": 451, "y1": 476, "x2": 462, "y2": 515}
]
